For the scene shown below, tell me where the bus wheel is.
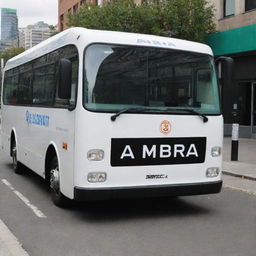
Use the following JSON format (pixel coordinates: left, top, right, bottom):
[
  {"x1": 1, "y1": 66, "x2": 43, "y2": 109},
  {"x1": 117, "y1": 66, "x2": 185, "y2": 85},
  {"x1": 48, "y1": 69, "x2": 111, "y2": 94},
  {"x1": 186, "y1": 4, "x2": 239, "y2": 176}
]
[
  {"x1": 49, "y1": 156, "x2": 69, "y2": 207},
  {"x1": 11, "y1": 141, "x2": 23, "y2": 174}
]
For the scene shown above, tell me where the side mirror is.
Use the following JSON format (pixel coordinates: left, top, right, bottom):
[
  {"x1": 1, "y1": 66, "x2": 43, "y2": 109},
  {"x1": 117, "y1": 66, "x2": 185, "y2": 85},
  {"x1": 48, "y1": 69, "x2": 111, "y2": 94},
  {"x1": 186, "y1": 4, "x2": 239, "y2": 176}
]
[
  {"x1": 58, "y1": 58, "x2": 72, "y2": 99},
  {"x1": 215, "y1": 56, "x2": 237, "y2": 122},
  {"x1": 215, "y1": 56, "x2": 234, "y2": 88}
]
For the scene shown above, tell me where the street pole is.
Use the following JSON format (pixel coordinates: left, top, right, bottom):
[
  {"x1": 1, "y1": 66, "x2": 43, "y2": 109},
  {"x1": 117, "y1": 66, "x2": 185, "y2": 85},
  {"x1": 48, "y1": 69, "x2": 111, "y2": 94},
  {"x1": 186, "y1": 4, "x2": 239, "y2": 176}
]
[
  {"x1": 231, "y1": 122, "x2": 239, "y2": 161},
  {"x1": 231, "y1": 74, "x2": 239, "y2": 161}
]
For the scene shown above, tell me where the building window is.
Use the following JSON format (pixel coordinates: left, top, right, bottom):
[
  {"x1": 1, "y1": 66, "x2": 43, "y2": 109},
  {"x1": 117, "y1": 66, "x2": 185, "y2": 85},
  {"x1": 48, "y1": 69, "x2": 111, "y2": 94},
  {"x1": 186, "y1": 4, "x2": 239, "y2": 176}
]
[
  {"x1": 245, "y1": 0, "x2": 256, "y2": 11},
  {"x1": 73, "y1": 4, "x2": 79, "y2": 13},
  {"x1": 60, "y1": 14, "x2": 64, "y2": 31},
  {"x1": 80, "y1": 0, "x2": 86, "y2": 6},
  {"x1": 224, "y1": 0, "x2": 235, "y2": 17}
]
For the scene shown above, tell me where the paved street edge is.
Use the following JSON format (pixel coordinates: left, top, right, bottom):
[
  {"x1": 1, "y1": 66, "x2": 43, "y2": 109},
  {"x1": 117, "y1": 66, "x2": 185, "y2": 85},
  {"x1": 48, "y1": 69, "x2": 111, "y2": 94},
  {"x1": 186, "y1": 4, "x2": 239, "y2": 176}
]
[
  {"x1": 0, "y1": 219, "x2": 29, "y2": 256},
  {"x1": 223, "y1": 170, "x2": 256, "y2": 181}
]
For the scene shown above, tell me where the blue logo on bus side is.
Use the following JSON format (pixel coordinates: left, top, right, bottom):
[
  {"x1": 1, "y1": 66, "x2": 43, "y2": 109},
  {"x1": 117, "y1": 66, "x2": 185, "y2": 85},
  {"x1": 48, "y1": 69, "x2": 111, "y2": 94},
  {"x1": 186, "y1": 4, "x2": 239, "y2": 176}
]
[{"x1": 26, "y1": 111, "x2": 50, "y2": 127}]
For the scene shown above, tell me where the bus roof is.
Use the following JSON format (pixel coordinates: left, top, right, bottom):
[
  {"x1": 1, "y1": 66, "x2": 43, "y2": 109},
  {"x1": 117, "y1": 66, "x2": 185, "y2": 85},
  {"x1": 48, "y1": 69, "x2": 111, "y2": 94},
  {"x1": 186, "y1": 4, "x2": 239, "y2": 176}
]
[{"x1": 5, "y1": 27, "x2": 213, "y2": 70}]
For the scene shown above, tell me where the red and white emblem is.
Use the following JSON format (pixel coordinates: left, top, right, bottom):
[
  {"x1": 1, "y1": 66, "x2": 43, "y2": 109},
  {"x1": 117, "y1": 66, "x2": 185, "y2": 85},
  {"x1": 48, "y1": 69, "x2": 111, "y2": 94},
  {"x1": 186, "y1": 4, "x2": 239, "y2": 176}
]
[{"x1": 160, "y1": 120, "x2": 171, "y2": 134}]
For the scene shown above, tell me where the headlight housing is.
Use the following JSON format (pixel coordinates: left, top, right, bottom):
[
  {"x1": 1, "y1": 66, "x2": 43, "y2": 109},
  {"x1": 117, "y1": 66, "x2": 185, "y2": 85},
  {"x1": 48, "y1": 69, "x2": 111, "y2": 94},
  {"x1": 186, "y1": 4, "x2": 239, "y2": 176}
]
[
  {"x1": 87, "y1": 149, "x2": 104, "y2": 161},
  {"x1": 211, "y1": 146, "x2": 221, "y2": 157}
]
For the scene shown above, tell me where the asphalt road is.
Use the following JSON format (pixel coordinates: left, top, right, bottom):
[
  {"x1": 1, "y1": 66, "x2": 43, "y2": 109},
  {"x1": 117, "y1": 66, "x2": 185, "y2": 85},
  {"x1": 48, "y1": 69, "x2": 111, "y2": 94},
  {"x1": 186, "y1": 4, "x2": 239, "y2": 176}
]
[{"x1": 0, "y1": 153, "x2": 255, "y2": 256}]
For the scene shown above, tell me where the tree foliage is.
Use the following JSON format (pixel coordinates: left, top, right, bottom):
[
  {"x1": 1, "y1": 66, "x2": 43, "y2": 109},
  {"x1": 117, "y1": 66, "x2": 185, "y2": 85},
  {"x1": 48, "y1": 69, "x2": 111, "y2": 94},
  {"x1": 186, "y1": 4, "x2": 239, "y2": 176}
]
[
  {"x1": 49, "y1": 25, "x2": 59, "y2": 36},
  {"x1": 0, "y1": 47, "x2": 25, "y2": 61},
  {"x1": 68, "y1": 0, "x2": 216, "y2": 42}
]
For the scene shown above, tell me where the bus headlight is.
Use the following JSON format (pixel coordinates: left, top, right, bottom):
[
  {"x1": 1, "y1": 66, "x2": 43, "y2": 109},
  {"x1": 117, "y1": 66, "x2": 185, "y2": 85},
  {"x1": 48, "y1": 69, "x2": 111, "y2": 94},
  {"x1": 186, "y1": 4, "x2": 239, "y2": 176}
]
[
  {"x1": 87, "y1": 172, "x2": 107, "y2": 183},
  {"x1": 211, "y1": 146, "x2": 221, "y2": 157},
  {"x1": 206, "y1": 168, "x2": 220, "y2": 178},
  {"x1": 87, "y1": 149, "x2": 104, "y2": 161}
]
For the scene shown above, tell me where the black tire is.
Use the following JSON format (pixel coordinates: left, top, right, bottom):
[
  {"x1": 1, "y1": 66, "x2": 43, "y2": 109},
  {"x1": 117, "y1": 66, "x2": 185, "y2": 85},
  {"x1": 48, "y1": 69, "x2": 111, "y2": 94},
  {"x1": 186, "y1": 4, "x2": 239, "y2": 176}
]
[
  {"x1": 11, "y1": 140, "x2": 23, "y2": 174},
  {"x1": 49, "y1": 156, "x2": 70, "y2": 207}
]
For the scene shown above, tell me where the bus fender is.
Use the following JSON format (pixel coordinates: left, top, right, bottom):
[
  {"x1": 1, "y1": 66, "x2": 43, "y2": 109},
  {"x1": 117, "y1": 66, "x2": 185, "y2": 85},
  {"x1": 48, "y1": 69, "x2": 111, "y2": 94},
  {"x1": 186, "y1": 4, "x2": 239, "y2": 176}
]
[{"x1": 10, "y1": 128, "x2": 18, "y2": 157}]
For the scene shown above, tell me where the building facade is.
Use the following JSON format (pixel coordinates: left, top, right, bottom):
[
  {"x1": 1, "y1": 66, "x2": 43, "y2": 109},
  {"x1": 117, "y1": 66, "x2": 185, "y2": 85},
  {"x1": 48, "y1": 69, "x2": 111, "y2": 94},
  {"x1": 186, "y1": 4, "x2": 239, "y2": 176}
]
[
  {"x1": 59, "y1": 0, "x2": 104, "y2": 31},
  {"x1": 0, "y1": 8, "x2": 19, "y2": 49},
  {"x1": 58, "y1": 0, "x2": 141, "y2": 31},
  {"x1": 207, "y1": 0, "x2": 256, "y2": 138},
  {"x1": 19, "y1": 22, "x2": 52, "y2": 50}
]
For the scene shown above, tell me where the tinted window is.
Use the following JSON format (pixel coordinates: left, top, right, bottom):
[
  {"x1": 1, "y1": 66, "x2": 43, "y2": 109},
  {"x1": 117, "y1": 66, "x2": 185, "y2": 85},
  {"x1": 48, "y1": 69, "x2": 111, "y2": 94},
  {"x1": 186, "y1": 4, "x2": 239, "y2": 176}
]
[
  {"x1": 3, "y1": 45, "x2": 78, "y2": 108},
  {"x1": 245, "y1": 0, "x2": 256, "y2": 11},
  {"x1": 84, "y1": 44, "x2": 220, "y2": 115},
  {"x1": 19, "y1": 69, "x2": 33, "y2": 104},
  {"x1": 3, "y1": 69, "x2": 19, "y2": 105}
]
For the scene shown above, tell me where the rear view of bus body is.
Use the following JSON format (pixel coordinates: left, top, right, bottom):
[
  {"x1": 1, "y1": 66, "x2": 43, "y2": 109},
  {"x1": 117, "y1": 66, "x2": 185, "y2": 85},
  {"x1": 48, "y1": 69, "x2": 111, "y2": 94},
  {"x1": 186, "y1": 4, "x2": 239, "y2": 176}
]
[{"x1": 1, "y1": 28, "x2": 230, "y2": 207}]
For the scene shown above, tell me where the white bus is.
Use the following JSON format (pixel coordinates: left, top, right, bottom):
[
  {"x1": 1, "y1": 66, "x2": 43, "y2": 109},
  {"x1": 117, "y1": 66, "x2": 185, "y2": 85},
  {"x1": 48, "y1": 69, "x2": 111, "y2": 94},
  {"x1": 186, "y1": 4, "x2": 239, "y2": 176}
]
[{"x1": 1, "y1": 28, "x2": 232, "y2": 207}]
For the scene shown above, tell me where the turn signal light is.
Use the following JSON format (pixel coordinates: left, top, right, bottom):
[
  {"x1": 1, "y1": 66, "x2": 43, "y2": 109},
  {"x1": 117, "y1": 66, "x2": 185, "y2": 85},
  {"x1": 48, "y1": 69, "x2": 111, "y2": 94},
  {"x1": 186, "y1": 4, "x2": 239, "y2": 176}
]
[
  {"x1": 87, "y1": 172, "x2": 107, "y2": 183},
  {"x1": 206, "y1": 167, "x2": 220, "y2": 178}
]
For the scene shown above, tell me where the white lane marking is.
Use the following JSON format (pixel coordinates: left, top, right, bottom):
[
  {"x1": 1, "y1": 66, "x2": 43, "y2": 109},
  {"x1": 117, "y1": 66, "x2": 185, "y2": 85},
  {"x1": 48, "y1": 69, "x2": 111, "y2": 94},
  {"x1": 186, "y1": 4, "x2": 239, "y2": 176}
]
[
  {"x1": 1, "y1": 179, "x2": 47, "y2": 218},
  {"x1": 223, "y1": 184, "x2": 256, "y2": 196}
]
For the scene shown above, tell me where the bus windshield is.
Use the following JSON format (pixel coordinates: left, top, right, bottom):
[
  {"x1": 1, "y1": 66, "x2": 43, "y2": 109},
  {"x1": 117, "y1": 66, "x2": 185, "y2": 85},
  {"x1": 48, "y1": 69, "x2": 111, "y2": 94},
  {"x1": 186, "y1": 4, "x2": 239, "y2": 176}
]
[{"x1": 84, "y1": 44, "x2": 220, "y2": 115}]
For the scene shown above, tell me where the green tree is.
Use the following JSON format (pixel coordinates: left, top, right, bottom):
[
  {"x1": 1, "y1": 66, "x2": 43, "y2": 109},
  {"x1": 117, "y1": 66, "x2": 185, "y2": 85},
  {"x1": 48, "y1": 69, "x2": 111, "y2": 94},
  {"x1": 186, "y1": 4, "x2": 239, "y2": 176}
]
[
  {"x1": 49, "y1": 24, "x2": 59, "y2": 36},
  {"x1": 0, "y1": 47, "x2": 25, "y2": 61},
  {"x1": 67, "y1": 0, "x2": 216, "y2": 42}
]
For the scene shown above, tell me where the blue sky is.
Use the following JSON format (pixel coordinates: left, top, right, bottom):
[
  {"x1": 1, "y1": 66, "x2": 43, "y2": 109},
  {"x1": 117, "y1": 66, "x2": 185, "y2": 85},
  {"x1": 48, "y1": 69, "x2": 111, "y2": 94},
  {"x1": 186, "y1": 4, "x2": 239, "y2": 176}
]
[{"x1": 0, "y1": 0, "x2": 58, "y2": 27}]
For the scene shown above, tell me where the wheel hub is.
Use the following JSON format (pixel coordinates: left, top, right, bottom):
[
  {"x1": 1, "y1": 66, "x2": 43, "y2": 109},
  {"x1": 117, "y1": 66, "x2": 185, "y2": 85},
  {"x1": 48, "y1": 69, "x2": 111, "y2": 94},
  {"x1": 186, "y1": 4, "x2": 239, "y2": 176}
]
[
  {"x1": 50, "y1": 168, "x2": 60, "y2": 192},
  {"x1": 12, "y1": 147, "x2": 17, "y2": 169}
]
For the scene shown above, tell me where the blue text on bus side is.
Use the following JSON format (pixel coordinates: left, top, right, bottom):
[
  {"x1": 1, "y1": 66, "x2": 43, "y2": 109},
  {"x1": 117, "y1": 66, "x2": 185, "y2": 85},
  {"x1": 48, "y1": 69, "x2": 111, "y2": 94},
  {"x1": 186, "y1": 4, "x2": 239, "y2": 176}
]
[{"x1": 26, "y1": 111, "x2": 50, "y2": 127}]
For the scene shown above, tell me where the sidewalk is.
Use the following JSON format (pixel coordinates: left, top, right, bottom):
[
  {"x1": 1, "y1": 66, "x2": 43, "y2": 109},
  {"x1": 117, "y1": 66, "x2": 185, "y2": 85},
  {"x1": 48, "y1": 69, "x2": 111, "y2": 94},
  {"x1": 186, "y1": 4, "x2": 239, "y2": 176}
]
[
  {"x1": 223, "y1": 137, "x2": 256, "y2": 181},
  {"x1": 0, "y1": 219, "x2": 29, "y2": 256}
]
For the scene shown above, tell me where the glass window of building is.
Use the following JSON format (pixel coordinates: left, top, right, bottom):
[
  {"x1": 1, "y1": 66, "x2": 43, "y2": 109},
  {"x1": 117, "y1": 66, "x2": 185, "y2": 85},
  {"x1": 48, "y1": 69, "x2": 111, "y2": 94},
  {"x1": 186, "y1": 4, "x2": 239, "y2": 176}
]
[
  {"x1": 245, "y1": 0, "x2": 256, "y2": 11},
  {"x1": 224, "y1": 0, "x2": 235, "y2": 17}
]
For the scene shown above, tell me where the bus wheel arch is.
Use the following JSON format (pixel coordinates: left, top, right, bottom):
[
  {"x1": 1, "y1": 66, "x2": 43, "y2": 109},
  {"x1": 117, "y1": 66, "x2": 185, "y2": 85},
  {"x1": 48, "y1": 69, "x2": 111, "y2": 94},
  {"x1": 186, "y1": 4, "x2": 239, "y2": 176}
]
[
  {"x1": 45, "y1": 144, "x2": 70, "y2": 207},
  {"x1": 45, "y1": 145, "x2": 58, "y2": 185},
  {"x1": 10, "y1": 130, "x2": 23, "y2": 174},
  {"x1": 10, "y1": 130, "x2": 17, "y2": 157}
]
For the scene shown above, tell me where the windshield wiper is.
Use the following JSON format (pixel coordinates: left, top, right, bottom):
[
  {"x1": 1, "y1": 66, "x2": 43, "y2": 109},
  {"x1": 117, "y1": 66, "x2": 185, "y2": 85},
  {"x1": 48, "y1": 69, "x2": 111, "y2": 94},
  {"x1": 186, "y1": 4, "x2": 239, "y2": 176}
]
[
  {"x1": 168, "y1": 108, "x2": 208, "y2": 123},
  {"x1": 111, "y1": 108, "x2": 141, "y2": 121},
  {"x1": 111, "y1": 107, "x2": 160, "y2": 121},
  {"x1": 111, "y1": 107, "x2": 208, "y2": 123}
]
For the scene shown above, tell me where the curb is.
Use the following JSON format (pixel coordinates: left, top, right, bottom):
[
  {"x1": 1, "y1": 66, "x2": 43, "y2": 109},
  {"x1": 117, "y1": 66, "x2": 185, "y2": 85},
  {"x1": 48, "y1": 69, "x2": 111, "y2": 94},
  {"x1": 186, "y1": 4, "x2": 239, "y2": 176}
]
[
  {"x1": 222, "y1": 170, "x2": 256, "y2": 182},
  {"x1": 0, "y1": 219, "x2": 29, "y2": 256}
]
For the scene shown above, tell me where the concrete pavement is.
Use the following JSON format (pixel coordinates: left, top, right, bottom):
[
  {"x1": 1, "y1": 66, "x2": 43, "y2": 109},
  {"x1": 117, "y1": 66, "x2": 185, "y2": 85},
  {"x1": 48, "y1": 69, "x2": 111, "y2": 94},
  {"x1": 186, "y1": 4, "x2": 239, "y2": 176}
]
[
  {"x1": 0, "y1": 137, "x2": 255, "y2": 256},
  {"x1": 0, "y1": 219, "x2": 29, "y2": 256},
  {"x1": 223, "y1": 137, "x2": 256, "y2": 181}
]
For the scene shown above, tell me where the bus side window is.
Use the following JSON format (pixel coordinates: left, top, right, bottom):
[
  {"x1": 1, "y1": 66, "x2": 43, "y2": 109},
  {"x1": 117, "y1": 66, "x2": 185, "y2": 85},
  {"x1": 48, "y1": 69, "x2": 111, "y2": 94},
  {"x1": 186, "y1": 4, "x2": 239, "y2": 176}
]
[
  {"x1": 19, "y1": 70, "x2": 33, "y2": 105},
  {"x1": 55, "y1": 45, "x2": 78, "y2": 108},
  {"x1": 3, "y1": 72, "x2": 19, "y2": 105},
  {"x1": 70, "y1": 59, "x2": 78, "y2": 106}
]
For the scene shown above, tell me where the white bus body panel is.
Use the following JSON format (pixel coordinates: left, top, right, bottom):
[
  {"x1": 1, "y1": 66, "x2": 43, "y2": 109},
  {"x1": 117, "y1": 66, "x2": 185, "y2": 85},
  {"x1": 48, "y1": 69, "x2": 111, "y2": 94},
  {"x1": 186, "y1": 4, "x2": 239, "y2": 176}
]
[
  {"x1": 1, "y1": 106, "x2": 75, "y2": 197},
  {"x1": 74, "y1": 110, "x2": 223, "y2": 189}
]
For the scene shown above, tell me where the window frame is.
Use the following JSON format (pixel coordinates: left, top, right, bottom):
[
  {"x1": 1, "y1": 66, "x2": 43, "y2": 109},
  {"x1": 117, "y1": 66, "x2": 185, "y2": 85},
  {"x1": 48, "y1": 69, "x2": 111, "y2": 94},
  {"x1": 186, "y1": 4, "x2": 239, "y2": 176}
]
[{"x1": 223, "y1": 0, "x2": 235, "y2": 17}]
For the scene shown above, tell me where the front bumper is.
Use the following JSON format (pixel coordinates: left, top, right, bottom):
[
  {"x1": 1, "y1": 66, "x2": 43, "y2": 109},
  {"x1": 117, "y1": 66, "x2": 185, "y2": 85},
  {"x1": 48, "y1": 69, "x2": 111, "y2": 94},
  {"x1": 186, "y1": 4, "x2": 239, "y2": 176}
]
[{"x1": 74, "y1": 180, "x2": 222, "y2": 201}]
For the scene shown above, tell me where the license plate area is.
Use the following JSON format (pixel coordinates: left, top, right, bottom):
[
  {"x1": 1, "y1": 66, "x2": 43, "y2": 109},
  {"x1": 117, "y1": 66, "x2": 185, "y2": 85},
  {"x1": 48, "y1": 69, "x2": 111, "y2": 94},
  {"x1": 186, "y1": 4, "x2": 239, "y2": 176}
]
[{"x1": 111, "y1": 137, "x2": 206, "y2": 167}]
